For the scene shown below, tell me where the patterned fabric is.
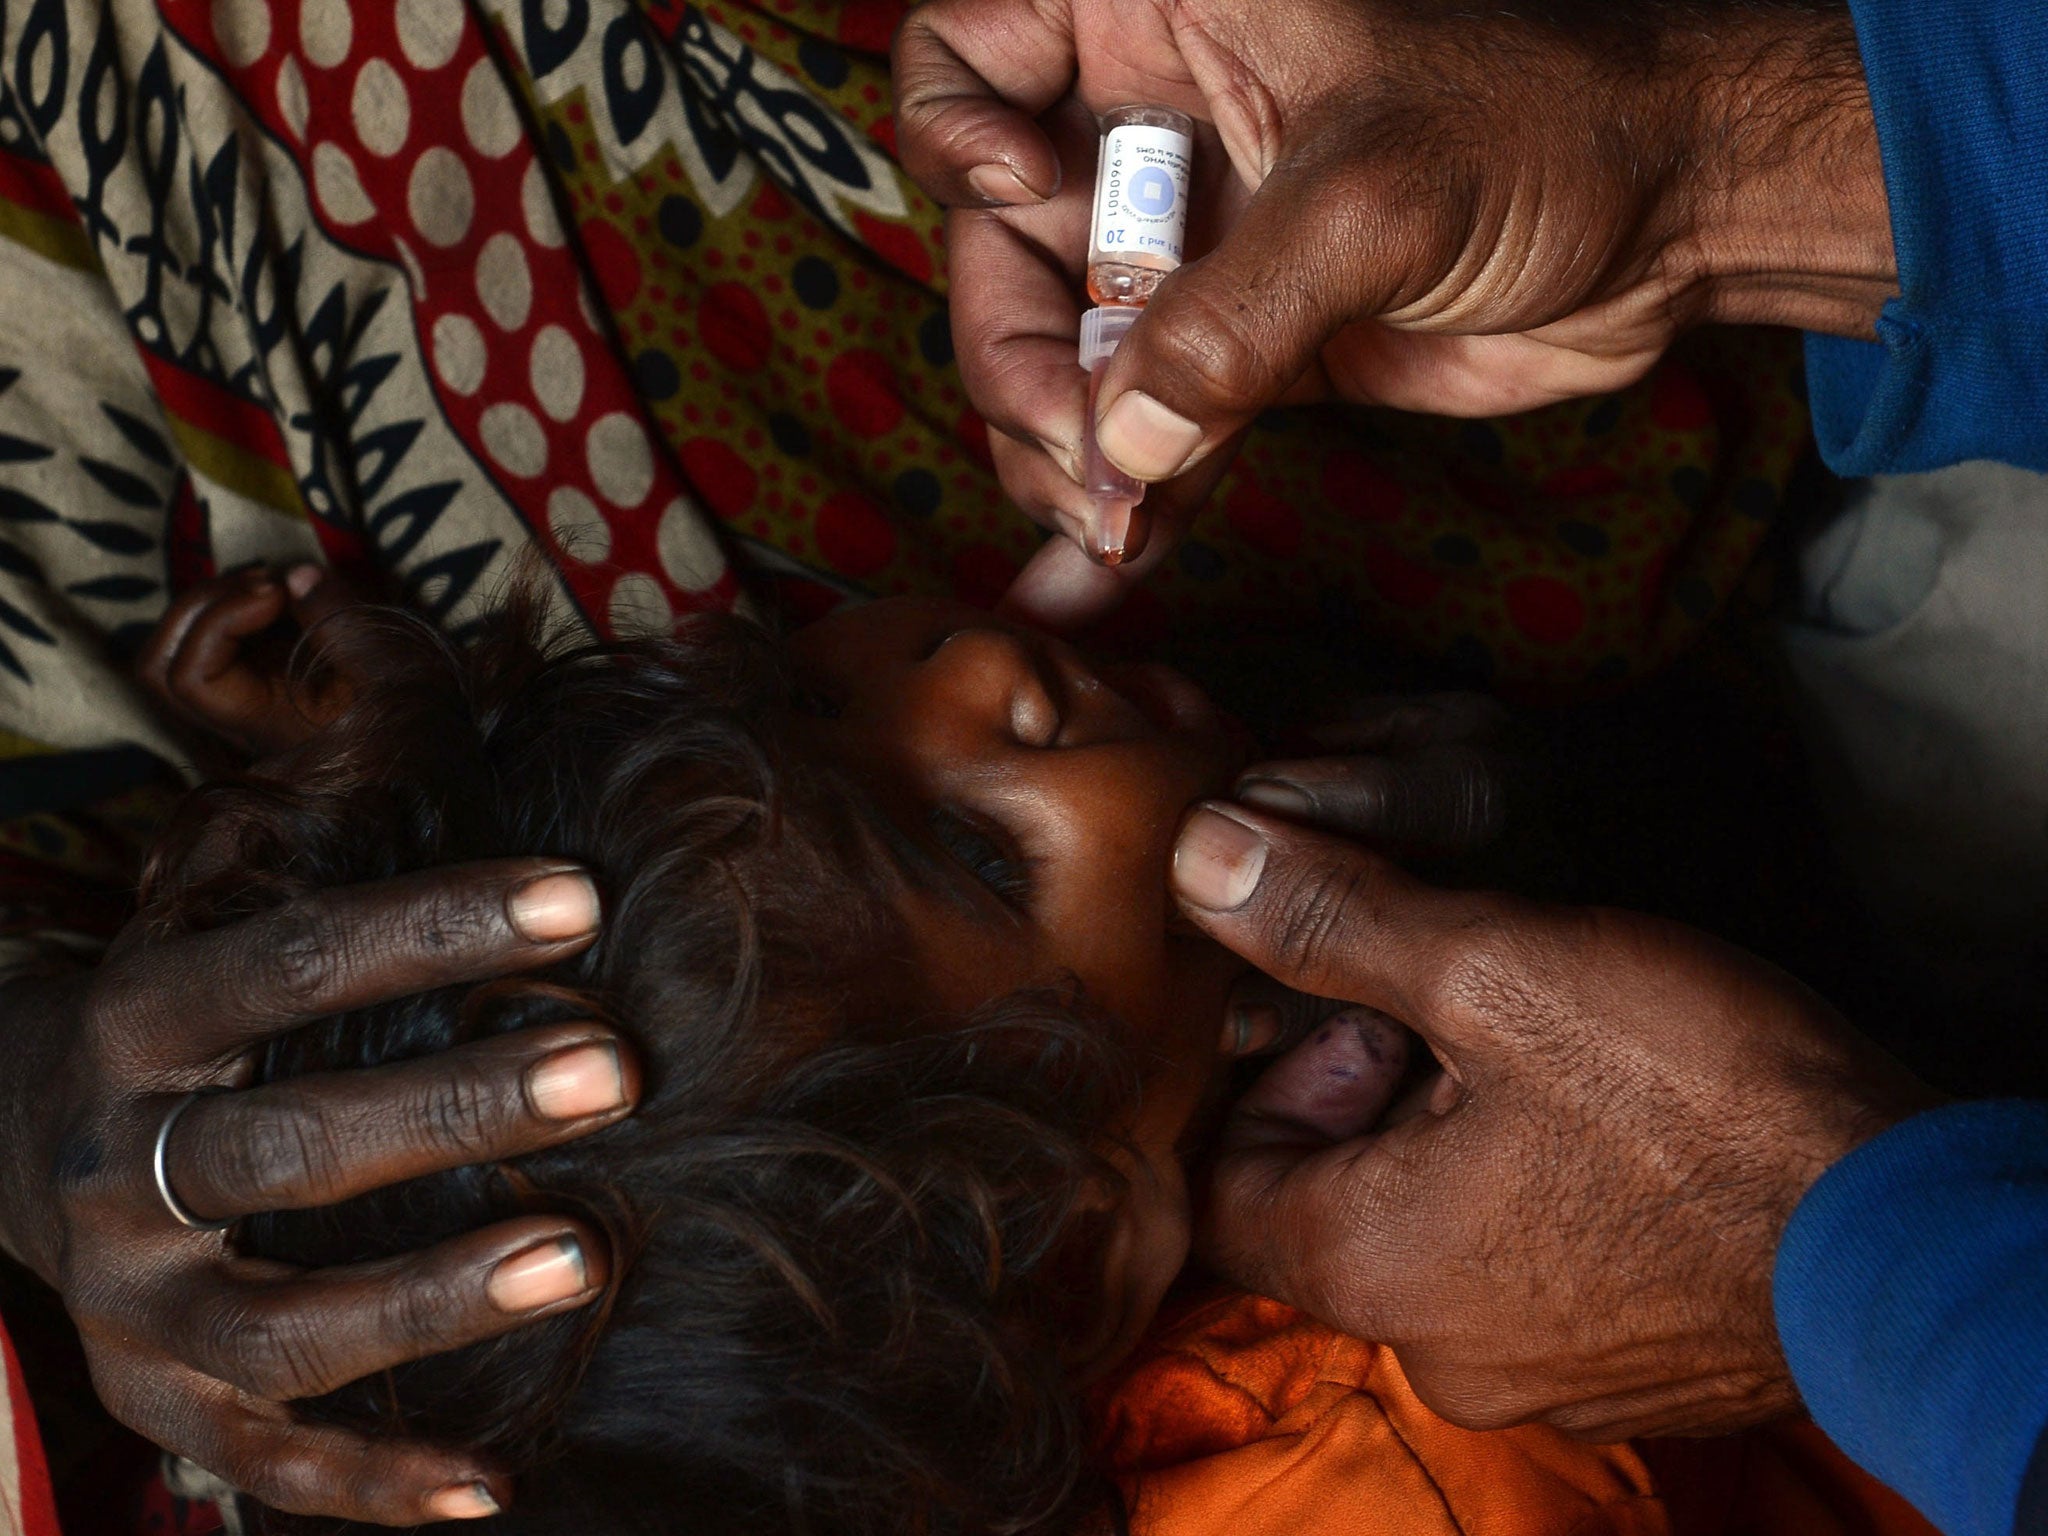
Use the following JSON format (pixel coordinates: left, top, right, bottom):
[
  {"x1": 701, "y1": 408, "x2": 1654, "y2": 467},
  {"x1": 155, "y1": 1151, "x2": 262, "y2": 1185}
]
[{"x1": 2, "y1": 1316, "x2": 61, "y2": 1536}]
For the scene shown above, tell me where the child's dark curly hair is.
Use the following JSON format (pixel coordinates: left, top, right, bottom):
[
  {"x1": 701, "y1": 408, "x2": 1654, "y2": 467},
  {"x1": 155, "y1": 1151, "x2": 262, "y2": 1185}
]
[{"x1": 138, "y1": 596, "x2": 1136, "y2": 1536}]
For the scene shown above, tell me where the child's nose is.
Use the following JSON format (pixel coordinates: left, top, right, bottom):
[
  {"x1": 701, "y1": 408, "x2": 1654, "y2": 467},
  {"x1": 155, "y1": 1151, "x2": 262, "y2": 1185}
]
[{"x1": 922, "y1": 626, "x2": 1061, "y2": 748}]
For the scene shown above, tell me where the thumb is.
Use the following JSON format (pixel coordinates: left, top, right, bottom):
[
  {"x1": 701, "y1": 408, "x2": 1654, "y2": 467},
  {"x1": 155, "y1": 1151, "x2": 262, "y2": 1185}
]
[
  {"x1": 1170, "y1": 802, "x2": 1514, "y2": 1071},
  {"x1": 1093, "y1": 152, "x2": 1387, "y2": 483}
]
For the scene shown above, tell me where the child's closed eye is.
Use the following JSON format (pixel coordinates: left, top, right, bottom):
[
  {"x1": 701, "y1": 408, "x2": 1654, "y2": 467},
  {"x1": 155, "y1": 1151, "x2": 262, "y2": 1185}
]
[{"x1": 929, "y1": 805, "x2": 1035, "y2": 911}]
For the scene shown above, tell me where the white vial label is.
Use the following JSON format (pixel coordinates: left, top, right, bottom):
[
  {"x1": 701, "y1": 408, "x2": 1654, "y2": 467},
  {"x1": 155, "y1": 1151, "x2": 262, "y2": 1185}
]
[{"x1": 1089, "y1": 123, "x2": 1192, "y2": 267}]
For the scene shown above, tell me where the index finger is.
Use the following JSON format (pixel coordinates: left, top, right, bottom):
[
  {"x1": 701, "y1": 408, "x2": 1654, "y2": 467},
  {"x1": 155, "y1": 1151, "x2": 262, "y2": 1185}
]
[
  {"x1": 893, "y1": 0, "x2": 1074, "y2": 205},
  {"x1": 1234, "y1": 745, "x2": 1506, "y2": 851},
  {"x1": 96, "y1": 861, "x2": 601, "y2": 1065},
  {"x1": 104, "y1": 1358, "x2": 511, "y2": 1524}
]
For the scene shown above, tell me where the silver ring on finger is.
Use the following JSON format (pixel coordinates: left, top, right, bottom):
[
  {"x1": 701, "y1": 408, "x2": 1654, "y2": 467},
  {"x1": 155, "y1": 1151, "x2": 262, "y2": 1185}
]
[{"x1": 152, "y1": 1089, "x2": 236, "y2": 1232}]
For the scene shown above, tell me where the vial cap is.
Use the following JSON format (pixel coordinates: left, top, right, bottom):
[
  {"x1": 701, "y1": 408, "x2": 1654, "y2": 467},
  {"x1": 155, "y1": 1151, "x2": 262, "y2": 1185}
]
[{"x1": 1078, "y1": 305, "x2": 1143, "y2": 370}]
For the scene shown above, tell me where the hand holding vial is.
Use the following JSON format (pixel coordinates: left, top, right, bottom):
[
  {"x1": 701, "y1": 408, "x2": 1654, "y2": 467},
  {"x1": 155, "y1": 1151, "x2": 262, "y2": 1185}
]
[
  {"x1": 894, "y1": 0, "x2": 1895, "y2": 627},
  {"x1": 1078, "y1": 106, "x2": 1193, "y2": 565}
]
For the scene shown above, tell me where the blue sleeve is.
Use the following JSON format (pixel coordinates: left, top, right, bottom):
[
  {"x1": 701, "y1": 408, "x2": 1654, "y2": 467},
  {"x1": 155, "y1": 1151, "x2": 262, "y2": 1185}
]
[
  {"x1": 1802, "y1": 0, "x2": 2048, "y2": 475},
  {"x1": 1775, "y1": 1101, "x2": 2048, "y2": 1536}
]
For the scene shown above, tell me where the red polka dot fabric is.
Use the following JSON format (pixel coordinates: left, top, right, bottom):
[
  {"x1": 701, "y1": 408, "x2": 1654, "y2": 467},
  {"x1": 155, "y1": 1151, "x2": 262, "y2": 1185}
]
[
  {"x1": 101, "y1": 0, "x2": 1814, "y2": 700},
  {"x1": 513, "y1": 0, "x2": 1808, "y2": 699}
]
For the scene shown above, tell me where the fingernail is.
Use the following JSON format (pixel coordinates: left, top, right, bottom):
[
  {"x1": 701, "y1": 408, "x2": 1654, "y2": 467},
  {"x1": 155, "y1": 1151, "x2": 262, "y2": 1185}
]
[
  {"x1": 527, "y1": 1041, "x2": 627, "y2": 1120},
  {"x1": 284, "y1": 563, "x2": 323, "y2": 600},
  {"x1": 1173, "y1": 805, "x2": 1268, "y2": 912},
  {"x1": 487, "y1": 1236, "x2": 591, "y2": 1313},
  {"x1": 967, "y1": 162, "x2": 1042, "y2": 204},
  {"x1": 1222, "y1": 1003, "x2": 1282, "y2": 1056},
  {"x1": 427, "y1": 1481, "x2": 501, "y2": 1520},
  {"x1": 507, "y1": 870, "x2": 601, "y2": 942},
  {"x1": 1097, "y1": 391, "x2": 1204, "y2": 481},
  {"x1": 1236, "y1": 780, "x2": 1314, "y2": 820}
]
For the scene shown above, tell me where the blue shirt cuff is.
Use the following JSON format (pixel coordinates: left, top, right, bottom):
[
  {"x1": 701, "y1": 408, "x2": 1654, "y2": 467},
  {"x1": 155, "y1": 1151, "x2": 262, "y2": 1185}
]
[
  {"x1": 1776, "y1": 1101, "x2": 2048, "y2": 1536},
  {"x1": 1804, "y1": 0, "x2": 2048, "y2": 475}
]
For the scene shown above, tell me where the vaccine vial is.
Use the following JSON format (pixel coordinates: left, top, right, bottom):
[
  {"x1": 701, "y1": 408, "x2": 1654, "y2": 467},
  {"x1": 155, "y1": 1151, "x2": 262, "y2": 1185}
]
[
  {"x1": 1078, "y1": 305, "x2": 1144, "y2": 563},
  {"x1": 1076, "y1": 105, "x2": 1194, "y2": 565},
  {"x1": 1086, "y1": 105, "x2": 1195, "y2": 306}
]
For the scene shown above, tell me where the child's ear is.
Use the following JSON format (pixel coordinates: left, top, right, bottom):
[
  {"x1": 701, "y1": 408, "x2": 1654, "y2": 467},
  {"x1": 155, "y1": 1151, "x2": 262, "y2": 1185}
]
[{"x1": 1060, "y1": 1150, "x2": 1192, "y2": 1384}]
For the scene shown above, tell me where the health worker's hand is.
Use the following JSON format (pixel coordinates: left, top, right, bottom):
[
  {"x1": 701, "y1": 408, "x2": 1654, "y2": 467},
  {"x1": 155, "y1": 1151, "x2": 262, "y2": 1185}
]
[
  {"x1": 1233, "y1": 692, "x2": 1509, "y2": 856},
  {"x1": 1171, "y1": 803, "x2": 1938, "y2": 1439},
  {"x1": 0, "y1": 862, "x2": 636, "y2": 1523},
  {"x1": 896, "y1": 0, "x2": 1896, "y2": 627}
]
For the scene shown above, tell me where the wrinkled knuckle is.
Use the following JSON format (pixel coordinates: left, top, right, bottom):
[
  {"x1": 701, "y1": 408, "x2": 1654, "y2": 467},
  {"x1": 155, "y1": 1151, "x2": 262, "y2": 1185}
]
[
  {"x1": 219, "y1": 1092, "x2": 348, "y2": 1208},
  {"x1": 971, "y1": 348, "x2": 1065, "y2": 442},
  {"x1": 256, "y1": 900, "x2": 345, "y2": 1012},
  {"x1": 1438, "y1": 914, "x2": 1551, "y2": 1036},
  {"x1": 419, "y1": 1062, "x2": 512, "y2": 1164},
  {"x1": 383, "y1": 1268, "x2": 472, "y2": 1360},
  {"x1": 216, "y1": 1300, "x2": 336, "y2": 1401},
  {"x1": 410, "y1": 886, "x2": 501, "y2": 961},
  {"x1": 243, "y1": 1445, "x2": 346, "y2": 1517},
  {"x1": 1457, "y1": 760, "x2": 1508, "y2": 847},
  {"x1": 911, "y1": 103, "x2": 991, "y2": 186},
  {"x1": 1269, "y1": 857, "x2": 1372, "y2": 985},
  {"x1": 1146, "y1": 289, "x2": 1269, "y2": 420}
]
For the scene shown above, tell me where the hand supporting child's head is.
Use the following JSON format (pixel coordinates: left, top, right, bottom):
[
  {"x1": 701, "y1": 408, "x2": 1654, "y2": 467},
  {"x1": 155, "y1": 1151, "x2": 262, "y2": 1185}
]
[{"x1": 137, "y1": 576, "x2": 1262, "y2": 1534}]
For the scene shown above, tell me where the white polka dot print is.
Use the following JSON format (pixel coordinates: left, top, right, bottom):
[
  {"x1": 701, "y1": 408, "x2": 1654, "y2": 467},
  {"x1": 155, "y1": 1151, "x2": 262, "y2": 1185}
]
[
  {"x1": 608, "y1": 574, "x2": 674, "y2": 638},
  {"x1": 460, "y1": 58, "x2": 521, "y2": 159},
  {"x1": 530, "y1": 326, "x2": 585, "y2": 422},
  {"x1": 396, "y1": 0, "x2": 465, "y2": 71},
  {"x1": 480, "y1": 403, "x2": 548, "y2": 478},
  {"x1": 298, "y1": 0, "x2": 353, "y2": 68},
  {"x1": 212, "y1": 0, "x2": 271, "y2": 69},
  {"x1": 476, "y1": 233, "x2": 533, "y2": 331},
  {"x1": 351, "y1": 59, "x2": 410, "y2": 157},
  {"x1": 432, "y1": 313, "x2": 487, "y2": 396},
  {"x1": 408, "y1": 146, "x2": 474, "y2": 247},
  {"x1": 586, "y1": 413, "x2": 655, "y2": 509},
  {"x1": 658, "y1": 497, "x2": 721, "y2": 591},
  {"x1": 547, "y1": 486, "x2": 612, "y2": 563},
  {"x1": 522, "y1": 157, "x2": 566, "y2": 248},
  {"x1": 275, "y1": 55, "x2": 308, "y2": 139},
  {"x1": 312, "y1": 141, "x2": 374, "y2": 224}
]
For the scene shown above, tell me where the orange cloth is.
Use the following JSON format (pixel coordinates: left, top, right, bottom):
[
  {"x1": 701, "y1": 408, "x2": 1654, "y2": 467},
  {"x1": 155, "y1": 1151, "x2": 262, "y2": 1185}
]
[{"x1": 1096, "y1": 1292, "x2": 1939, "y2": 1536}]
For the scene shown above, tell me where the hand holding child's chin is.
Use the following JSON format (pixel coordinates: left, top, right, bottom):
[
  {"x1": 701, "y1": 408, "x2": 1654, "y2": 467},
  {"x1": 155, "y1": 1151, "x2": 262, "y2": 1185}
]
[{"x1": 1177, "y1": 803, "x2": 1939, "y2": 1441}]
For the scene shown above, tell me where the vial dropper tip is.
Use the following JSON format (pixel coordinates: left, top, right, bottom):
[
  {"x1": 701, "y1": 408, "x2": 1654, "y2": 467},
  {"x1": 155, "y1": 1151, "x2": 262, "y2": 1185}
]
[{"x1": 1086, "y1": 497, "x2": 1141, "y2": 566}]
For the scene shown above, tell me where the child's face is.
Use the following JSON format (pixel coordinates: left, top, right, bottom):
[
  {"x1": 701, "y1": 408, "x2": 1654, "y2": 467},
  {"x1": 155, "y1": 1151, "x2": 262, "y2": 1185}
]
[{"x1": 788, "y1": 596, "x2": 1253, "y2": 1369}]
